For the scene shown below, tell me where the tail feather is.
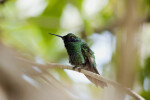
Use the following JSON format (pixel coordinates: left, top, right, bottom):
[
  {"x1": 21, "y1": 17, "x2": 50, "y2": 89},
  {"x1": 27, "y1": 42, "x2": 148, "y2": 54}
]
[
  {"x1": 85, "y1": 64, "x2": 107, "y2": 88},
  {"x1": 85, "y1": 75, "x2": 107, "y2": 88}
]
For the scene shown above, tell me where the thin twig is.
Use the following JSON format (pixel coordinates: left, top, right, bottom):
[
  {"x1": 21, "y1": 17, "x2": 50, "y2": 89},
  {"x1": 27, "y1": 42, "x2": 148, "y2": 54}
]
[{"x1": 17, "y1": 57, "x2": 145, "y2": 100}]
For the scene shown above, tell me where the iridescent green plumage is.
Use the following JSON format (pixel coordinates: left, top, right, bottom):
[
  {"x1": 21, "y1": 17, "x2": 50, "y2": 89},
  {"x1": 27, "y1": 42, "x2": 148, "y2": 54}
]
[
  {"x1": 65, "y1": 42, "x2": 85, "y2": 65},
  {"x1": 49, "y1": 33, "x2": 107, "y2": 88}
]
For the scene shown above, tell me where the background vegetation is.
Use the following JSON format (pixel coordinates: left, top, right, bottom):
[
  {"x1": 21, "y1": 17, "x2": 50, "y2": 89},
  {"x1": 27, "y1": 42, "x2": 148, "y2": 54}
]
[{"x1": 0, "y1": 0, "x2": 150, "y2": 100}]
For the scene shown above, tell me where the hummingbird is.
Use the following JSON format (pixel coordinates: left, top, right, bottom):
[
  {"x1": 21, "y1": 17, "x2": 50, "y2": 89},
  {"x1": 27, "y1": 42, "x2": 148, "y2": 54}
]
[{"x1": 49, "y1": 33, "x2": 107, "y2": 88}]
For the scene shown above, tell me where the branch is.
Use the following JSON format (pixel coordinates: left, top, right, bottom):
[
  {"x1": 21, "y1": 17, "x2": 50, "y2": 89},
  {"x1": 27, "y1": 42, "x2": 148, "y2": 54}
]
[{"x1": 17, "y1": 57, "x2": 145, "y2": 100}]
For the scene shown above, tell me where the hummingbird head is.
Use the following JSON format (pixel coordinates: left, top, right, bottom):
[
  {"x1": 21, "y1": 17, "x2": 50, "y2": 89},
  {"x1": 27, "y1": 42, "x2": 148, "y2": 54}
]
[
  {"x1": 49, "y1": 33, "x2": 81, "y2": 43},
  {"x1": 63, "y1": 33, "x2": 81, "y2": 43}
]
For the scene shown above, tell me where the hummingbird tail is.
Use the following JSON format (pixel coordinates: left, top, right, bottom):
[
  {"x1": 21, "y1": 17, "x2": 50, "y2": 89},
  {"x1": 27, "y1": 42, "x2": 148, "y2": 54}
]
[{"x1": 85, "y1": 75, "x2": 107, "y2": 88}]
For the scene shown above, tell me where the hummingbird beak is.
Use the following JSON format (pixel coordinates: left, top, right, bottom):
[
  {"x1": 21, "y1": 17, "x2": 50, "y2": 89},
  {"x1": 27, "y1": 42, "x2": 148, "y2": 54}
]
[{"x1": 48, "y1": 33, "x2": 63, "y2": 38}]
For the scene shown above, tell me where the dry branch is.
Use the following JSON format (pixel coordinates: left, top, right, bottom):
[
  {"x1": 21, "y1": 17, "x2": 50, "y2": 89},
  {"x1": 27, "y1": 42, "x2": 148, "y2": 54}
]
[{"x1": 17, "y1": 57, "x2": 145, "y2": 100}]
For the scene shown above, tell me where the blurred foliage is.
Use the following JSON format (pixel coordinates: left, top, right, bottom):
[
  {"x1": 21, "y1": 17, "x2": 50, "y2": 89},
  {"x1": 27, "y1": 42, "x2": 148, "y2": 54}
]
[
  {"x1": 0, "y1": 0, "x2": 150, "y2": 99},
  {"x1": 141, "y1": 90, "x2": 150, "y2": 100},
  {"x1": 140, "y1": 57, "x2": 150, "y2": 99},
  {"x1": 143, "y1": 57, "x2": 150, "y2": 78}
]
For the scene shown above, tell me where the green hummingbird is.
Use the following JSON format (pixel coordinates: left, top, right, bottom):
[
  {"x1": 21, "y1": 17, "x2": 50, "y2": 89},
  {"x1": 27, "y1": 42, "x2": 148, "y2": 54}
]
[{"x1": 49, "y1": 33, "x2": 107, "y2": 88}]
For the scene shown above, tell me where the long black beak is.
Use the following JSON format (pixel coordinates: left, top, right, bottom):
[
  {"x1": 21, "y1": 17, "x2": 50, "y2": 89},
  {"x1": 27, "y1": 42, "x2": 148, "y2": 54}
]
[{"x1": 48, "y1": 33, "x2": 63, "y2": 38}]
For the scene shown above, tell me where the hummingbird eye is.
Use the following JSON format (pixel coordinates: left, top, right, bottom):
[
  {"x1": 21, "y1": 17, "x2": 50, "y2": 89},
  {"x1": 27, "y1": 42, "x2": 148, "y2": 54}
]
[
  {"x1": 71, "y1": 36, "x2": 74, "y2": 39},
  {"x1": 70, "y1": 36, "x2": 76, "y2": 42}
]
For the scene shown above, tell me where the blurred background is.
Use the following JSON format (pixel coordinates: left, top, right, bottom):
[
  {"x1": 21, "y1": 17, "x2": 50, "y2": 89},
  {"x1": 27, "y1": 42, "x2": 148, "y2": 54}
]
[{"x1": 0, "y1": 0, "x2": 150, "y2": 100}]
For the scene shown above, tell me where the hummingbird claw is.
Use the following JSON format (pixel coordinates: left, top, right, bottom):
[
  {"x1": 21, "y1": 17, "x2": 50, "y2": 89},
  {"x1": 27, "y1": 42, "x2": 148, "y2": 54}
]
[
  {"x1": 77, "y1": 67, "x2": 81, "y2": 72},
  {"x1": 72, "y1": 66, "x2": 77, "y2": 70},
  {"x1": 72, "y1": 66, "x2": 81, "y2": 72}
]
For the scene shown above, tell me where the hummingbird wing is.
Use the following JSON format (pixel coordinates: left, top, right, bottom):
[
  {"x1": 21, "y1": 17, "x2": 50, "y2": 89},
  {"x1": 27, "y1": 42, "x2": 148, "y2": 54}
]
[
  {"x1": 81, "y1": 43, "x2": 107, "y2": 88},
  {"x1": 81, "y1": 43, "x2": 98, "y2": 72}
]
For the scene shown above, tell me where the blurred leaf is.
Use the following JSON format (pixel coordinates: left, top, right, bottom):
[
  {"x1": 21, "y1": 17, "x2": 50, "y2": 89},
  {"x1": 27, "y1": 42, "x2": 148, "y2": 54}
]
[
  {"x1": 68, "y1": 0, "x2": 84, "y2": 11},
  {"x1": 141, "y1": 90, "x2": 150, "y2": 100},
  {"x1": 143, "y1": 57, "x2": 150, "y2": 78},
  {"x1": 95, "y1": 0, "x2": 115, "y2": 28}
]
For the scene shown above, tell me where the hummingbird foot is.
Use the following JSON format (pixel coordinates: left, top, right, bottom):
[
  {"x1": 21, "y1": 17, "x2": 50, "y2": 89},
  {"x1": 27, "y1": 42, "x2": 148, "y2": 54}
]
[
  {"x1": 72, "y1": 66, "x2": 82, "y2": 72},
  {"x1": 72, "y1": 66, "x2": 78, "y2": 70},
  {"x1": 77, "y1": 67, "x2": 81, "y2": 72}
]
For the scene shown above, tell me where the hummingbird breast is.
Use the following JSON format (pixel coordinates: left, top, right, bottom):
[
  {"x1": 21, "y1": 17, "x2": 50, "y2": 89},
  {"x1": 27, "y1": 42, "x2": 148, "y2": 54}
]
[{"x1": 64, "y1": 42, "x2": 85, "y2": 65}]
